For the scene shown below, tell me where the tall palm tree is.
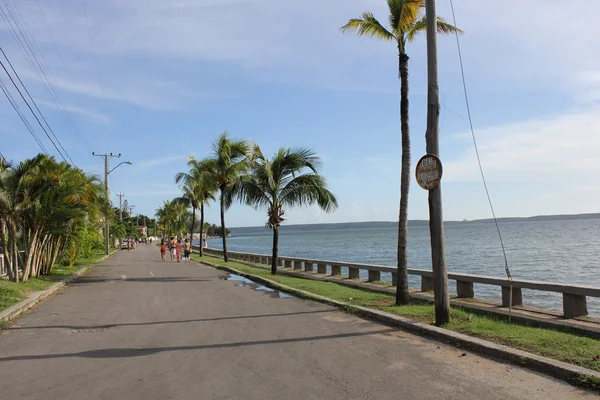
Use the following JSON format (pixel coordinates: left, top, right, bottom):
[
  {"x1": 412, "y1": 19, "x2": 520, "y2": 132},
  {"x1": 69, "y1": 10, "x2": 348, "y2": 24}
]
[
  {"x1": 175, "y1": 158, "x2": 217, "y2": 256},
  {"x1": 234, "y1": 145, "x2": 337, "y2": 275},
  {"x1": 341, "y1": 0, "x2": 461, "y2": 305},
  {"x1": 198, "y1": 132, "x2": 249, "y2": 262},
  {"x1": 0, "y1": 155, "x2": 105, "y2": 281},
  {"x1": 155, "y1": 200, "x2": 176, "y2": 239},
  {"x1": 0, "y1": 154, "x2": 49, "y2": 282}
]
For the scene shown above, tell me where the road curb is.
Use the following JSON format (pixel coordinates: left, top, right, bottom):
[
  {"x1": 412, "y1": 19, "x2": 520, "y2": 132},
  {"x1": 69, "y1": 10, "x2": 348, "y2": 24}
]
[
  {"x1": 198, "y1": 259, "x2": 600, "y2": 391},
  {"x1": 0, "y1": 252, "x2": 115, "y2": 325}
]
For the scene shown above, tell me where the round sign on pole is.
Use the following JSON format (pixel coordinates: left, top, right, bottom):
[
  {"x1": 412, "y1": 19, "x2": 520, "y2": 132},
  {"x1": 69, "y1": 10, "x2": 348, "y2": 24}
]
[{"x1": 415, "y1": 154, "x2": 443, "y2": 190}]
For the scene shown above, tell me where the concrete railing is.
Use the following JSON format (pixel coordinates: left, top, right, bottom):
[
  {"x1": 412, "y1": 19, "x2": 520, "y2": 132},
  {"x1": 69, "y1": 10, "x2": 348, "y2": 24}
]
[
  {"x1": 0, "y1": 251, "x2": 25, "y2": 278},
  {"x1": 194, "y1": 246, "x2": 599, "y2": 319}
]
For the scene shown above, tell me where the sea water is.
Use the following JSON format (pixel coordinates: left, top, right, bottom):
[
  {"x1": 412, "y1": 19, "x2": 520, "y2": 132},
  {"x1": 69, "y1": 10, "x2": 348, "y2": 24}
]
[{"x1": 205, "y1": 218, "x2": 600, "y2": 316}]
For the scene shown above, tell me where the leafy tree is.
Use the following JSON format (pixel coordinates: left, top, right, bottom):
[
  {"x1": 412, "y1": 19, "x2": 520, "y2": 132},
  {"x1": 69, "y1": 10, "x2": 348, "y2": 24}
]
[
  {"x1": 196, "y1": 132, "x2": 249, "y2": 262},
  {"x1": 0, "y1": 154, "x2": 107, "y2": 281},
  {"x1": 341, "y1": 0, "x2": 460, "y2": 304},
  {"x1": 175, "y1": 158, "x2": 217, "y2": 256},
  {"x1": 233, "y1": 145, "x2": 337, "y2": 275}
]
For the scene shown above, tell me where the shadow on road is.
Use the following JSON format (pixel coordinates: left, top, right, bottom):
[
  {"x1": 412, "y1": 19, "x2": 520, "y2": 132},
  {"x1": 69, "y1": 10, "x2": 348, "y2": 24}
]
[
  {"x1": 7, "y1": 309, "x2": 332, "y2": 331},
  {"x1": 71, "y1": 277, "x2": 218, "y2": 284},
  {"x1": 0, "y1": 328, "x2": 397, "y2": 361}
]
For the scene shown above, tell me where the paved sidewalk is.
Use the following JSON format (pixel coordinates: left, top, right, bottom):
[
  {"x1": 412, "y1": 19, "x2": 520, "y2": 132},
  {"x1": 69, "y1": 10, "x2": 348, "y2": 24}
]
[{"x1": 0, "y1": 245, "x2": 594, "y2": 399}]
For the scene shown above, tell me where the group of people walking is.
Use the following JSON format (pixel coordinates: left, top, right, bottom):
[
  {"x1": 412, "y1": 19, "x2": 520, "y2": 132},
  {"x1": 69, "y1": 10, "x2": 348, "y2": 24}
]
[
  {"x1": 160, "y1": 237, "x2": 191, "y2": 262},
  {"x1": 127, "y1": 237, "x2": 152, "y2": 251}
]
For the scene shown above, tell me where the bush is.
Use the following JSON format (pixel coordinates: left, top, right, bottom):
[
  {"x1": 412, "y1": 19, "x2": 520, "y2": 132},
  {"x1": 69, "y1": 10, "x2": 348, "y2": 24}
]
[{"x1": 77, "y1": 226, "x2": 104, "y2": 258}]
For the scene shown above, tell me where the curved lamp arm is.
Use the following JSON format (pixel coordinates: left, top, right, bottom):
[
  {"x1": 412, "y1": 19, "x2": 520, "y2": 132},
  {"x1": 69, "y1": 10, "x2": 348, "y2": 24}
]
[{"x1": 108, "y1": 161, "x2": 132, "y2": 175}]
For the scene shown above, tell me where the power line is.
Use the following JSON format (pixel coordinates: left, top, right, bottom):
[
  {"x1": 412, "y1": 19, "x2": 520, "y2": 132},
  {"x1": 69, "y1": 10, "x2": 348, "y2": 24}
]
[
  {"x1": 0, "y1": 77, "x2": 48, "y2": 154},
  {"x1": 81, "y1": 0, "x2": 108, "y2": 108},
  {"x1": 0, "y1": 57, "x2": 68, "y2": 162},
  {"x1": 4, "y1": 0, "x2": 87, "y2": 152},
  {"x1": 0, "y1": 47, "x2": 74, "y2": 165},
  {"x1": 447, "y1": 0, "x2": 514, "y2": 318},
  {"x1": 11, "y1": 0, "x2": 93, "y2": 152},
  {"x1": 34, "y1": 0, "x2": 93, "y2": 152},
  {"x1": 0, "y1": 1, "x2": 85, "y2": 161}
]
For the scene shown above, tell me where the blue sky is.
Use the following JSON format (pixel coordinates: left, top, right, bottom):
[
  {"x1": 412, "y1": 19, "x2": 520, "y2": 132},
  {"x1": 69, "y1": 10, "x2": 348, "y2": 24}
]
[{"x1": 1, "y1": 0, "x2": 600, "y2": 227}]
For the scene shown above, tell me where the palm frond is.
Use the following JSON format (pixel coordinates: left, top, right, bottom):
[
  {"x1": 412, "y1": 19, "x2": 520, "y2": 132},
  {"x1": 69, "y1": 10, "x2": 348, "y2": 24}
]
[
  {"x1": 436, "y1": 17, "x2": 463, "y2": 35},
  {"x1": 388, "y1": 0, "x2": 423, "y2": 32},
  {"x1": 280, "y1": 173, "x2": 338, "y2": 213},
  {"x1": 406, "y1": 16, "x2": 462, "y2": 42},
  {"x1": 341, "y1": 12, "x2": 395, "y2": 41}
]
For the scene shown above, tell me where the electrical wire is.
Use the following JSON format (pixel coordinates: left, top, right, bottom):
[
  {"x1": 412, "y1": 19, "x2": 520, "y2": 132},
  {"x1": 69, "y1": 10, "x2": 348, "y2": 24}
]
[
  {"x1": 81, "y1": 0, "x2": 108, "y2": 108},
  {"x1": 0, "y1": 58, "x2": 67, "y2": 162},
  {"x1": 0, "y1": 47, "x2": 75, "y2": 165},
  {"x1": 0, "y1": 77, "x2": 48, "y2": 154},
  {"x1": 11, "y1": 0, "x2": 92, "y2": 152},
  {"x1": 447, "y1": 0, "x2": 514, "y2": 319},
  {"x1": 5, "y1": 0, "x2": 85, "y2": 155},
  {"x1": 34, "y1": 0, "x2": 93, "y2": 152},
  {"x1": 0, "y1": 1, "x2": 83, "y2": 163}
]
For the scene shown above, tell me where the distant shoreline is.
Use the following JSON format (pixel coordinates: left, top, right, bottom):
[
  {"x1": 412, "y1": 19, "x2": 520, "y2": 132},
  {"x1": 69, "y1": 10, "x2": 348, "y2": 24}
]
[{"x1": 228, "y1": 212, "x2": 600, "y2": 234}]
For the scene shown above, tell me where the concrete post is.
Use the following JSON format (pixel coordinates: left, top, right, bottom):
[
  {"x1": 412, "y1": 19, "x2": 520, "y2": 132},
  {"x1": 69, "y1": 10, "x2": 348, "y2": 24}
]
[
  {"x1": 284, "y1": 259, "x2": 292, "y2": 269},
  {"x1": 304, "y1": 262, "x2": 314, "y2": 272},
  {"x1": 317, "y1": 263, "x2": 327, "y2": 274},
  {"x1": 294, "y1": 260, "x2": 303, "y2": 270},
  {"x1": 277, "y1": 258, "x2": 284, "y2": 267},
  {"x1": 501, "y1": 286, "x2": 523, "y2": 307},
  {"x1": 421, "y1": 276, "x2": 434, "y2": 292},
  {"x1": 331, "y1": 265, "x2": 341, "y2": 276},
  {"x1": 368, "y1": 270, "x2": 381, "y2": 282},
  {"x1": 456, "y1": 281, "x2": 474, "y2": 298},
  {"x1": 349, "y1": 267, "x2": 360, "y2": 280},
  {"x1": 563, "y1": 294, "x2": 588, "y2": 318},
  {"x1": 391, "y1": 272, "x2": 397, "y2": 286}
]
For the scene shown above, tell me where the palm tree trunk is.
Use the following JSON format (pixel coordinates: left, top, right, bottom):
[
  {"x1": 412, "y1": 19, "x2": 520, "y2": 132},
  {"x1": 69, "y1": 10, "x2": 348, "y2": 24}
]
[
  {"x1": 271, "y1": 226, "x2": 279, "y2": 275},
  {"x1": 396, "y1": 50, "x2": 411, "y2": 306},
  {"x1": 190, "y1": 206, "x2": 196, "y2": 255},
  {"x1": 199, "y1": 202, "x2": 205, "y2": 257},
  {"x1": 11, "y1": 225, "x2": 20, "y2": 283},
  {"x1": 220, "y1": 190, "x2": 228, "y2": 262},
  {"x1": 1, "y1": 220, "x2": 13, "y2": 280},
  {"x1": 22, "y1": 228, "x2": 39, "y2": 282}
]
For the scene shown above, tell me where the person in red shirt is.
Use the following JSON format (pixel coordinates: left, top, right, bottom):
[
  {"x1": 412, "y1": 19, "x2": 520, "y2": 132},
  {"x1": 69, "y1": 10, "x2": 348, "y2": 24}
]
[{"x1": 160, "y1": 241, "x2": 167, "y2": 261}]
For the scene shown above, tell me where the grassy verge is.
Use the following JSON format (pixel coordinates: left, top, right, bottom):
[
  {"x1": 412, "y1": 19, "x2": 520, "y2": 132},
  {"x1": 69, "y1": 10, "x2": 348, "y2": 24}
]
[
  {"x1": 0, "y1": 250, "x2": 113, "y2": 313},
  {"x1": 192, "y1": 254, "x2": 600, "y2": 373}
]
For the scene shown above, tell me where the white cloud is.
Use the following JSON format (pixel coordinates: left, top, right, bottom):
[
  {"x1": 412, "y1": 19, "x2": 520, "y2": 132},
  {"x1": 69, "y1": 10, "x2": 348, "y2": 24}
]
[
  {"x1": 5, "y1": 0, "x2": 600, "y2": 105},
  {"x1": 37, "y1": 99, "x2": 110, "y2": 124},
  {"x1": 444, "y1": 106, "x2": 600, "y2": 183}
]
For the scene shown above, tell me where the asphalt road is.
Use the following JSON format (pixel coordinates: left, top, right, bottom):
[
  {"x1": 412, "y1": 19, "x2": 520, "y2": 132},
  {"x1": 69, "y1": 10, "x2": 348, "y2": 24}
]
[{"x1": 0, "y1": 245, "x2": 595, "y2": 399}]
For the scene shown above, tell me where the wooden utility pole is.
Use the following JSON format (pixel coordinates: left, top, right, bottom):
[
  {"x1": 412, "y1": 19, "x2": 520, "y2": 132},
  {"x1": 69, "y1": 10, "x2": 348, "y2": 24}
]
[
  {"x1": 425, "y1": 0, "x2": 450, "y2": 325},
  {"x1": 118, "y1": 192, "x2": 124, "y2": 222}
]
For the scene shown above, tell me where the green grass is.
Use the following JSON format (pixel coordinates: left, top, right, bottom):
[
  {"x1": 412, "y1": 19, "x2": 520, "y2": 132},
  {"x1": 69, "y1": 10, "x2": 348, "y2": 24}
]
[
  {"x1": 192, "y1": 254, "x2": 600, "y2": 373},
  {"x1": 0, "y1": 250, "x2": 112, "y2": 313}
]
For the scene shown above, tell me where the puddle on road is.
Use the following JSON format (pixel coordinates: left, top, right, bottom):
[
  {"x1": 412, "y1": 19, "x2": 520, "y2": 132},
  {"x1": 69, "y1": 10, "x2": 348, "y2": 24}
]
[{"x1": 222, "y1": 273, "x2": 295, "y2": 299}]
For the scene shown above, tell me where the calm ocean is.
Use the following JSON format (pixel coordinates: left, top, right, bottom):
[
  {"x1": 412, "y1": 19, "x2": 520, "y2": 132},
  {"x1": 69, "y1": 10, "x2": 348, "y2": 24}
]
[{"x1": 205, "y1": 218, "x2": 600, "y2": 317}]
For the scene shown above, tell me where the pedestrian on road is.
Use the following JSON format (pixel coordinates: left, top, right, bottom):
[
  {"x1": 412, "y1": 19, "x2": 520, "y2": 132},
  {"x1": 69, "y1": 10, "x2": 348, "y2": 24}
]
[
  {"x1": 160, "y1": 241, "x2": 167, "y2": 261},
  {"x1": 176, "y1": 239, "x2": 182, "y2": 262},
  {"x1": 183, "y1": 238, "x2": 191, "y2": 262},
  {"x1": 169, "y1": 237, "x2": 176, "y2": 261}
]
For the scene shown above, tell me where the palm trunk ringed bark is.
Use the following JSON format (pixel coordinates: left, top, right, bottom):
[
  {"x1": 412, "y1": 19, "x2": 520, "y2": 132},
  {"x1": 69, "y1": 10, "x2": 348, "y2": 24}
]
[{"x1": 396, "y1": 49, "x2": 411, "y2": 306}]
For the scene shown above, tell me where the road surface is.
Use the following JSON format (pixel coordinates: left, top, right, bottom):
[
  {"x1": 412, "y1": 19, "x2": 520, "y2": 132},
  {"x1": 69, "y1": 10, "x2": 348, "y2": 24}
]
[{"x1": 0, "y1": 245, "x2": 594, "y2": 399}]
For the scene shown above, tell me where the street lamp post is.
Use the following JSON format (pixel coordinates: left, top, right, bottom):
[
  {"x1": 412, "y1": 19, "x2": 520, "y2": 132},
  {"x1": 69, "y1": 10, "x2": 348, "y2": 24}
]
[{"x1": 92, "y1": 152, "x2": 132, "y2": 255}]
